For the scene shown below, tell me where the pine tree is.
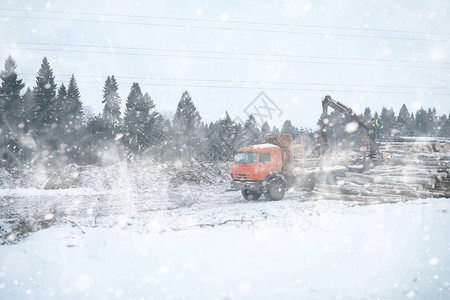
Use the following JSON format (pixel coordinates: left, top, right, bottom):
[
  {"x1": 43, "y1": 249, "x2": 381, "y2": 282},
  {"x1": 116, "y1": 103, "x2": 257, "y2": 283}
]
[
  {"x1": 0, "y1": 56, "x2": 25, "y2": 129},
  {"x1": 0, "y1": 55, "x2": 25, "y2": 167},
  {"x1": 438, "y1": 114, "x2": 450, "y2": 137},
  {"x1": 427, "y1": 108, "x2": 438, "y2": 136},
  {"x1": 55, "y1": 84, "x2": 67, "y2": 139},
  {"x1": 205, "y1": 111, "x2": 235, "y2": 160},
  {"x1": 363, "y1": 107, "x2": 372, "y2": 121},
  {"x1": 261, "y1": 121, "x2": 271, "y2": 138},
  {"x1": 21, "y1": 88, "x2": 35, "y2": 134},
  {"x1": 237, "y1": 114, "x2": 261, "y2": 147},
  {"x1": 51, "y1": 84, "x2": 71, "y2": 162},
  {"x1": 414, "y1": 108, "x2": 428, "y2": 136},
  {"x1": 66, "y1": 75, "x2": 84, "y2": 129},
  {"x1": 102, "y1": 75, "x2": 121, "y2": 138},
  {"x1": 397, "y1": 104, "x2": 413, "y2": 136},
  {"x1": 124, "y1": 83, "x2": 163, "y2": 156},
  {"x1": 124, "y1": 82, "x2": 142, "y2": 121},
  {"x1": 271, "y1": 125, "x2": 280, "y2": 136},
  {"x1": 32, "y1": 57, "x2": 57, "y2": 137},
  {"x1": 172, "y1": 91, "x2": 202, "y2": 160},
  {"x1": 281, "y1": 120, "x2": 300, "y2": 139},
  {"x1": 65, "y1": 75, "x2": 85, "y2": 162},
  {"x1": 30, "y1": 56, "x2": 62, "y2": 166}
]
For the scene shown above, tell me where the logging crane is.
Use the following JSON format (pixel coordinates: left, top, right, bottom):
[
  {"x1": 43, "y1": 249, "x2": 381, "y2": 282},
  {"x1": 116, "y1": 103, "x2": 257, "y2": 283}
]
[
  {"x1": 321, "y1": 95, "x2": 380, "y2": 158},
  {"x1": 230, "y1": 95, "x2": 381, "y2": 201}
]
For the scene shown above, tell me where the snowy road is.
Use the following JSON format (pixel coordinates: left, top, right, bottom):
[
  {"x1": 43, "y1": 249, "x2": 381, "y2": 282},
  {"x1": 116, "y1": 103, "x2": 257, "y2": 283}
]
[{"x1": 0, "y1": 183, "x2": 449, "y2": 299}]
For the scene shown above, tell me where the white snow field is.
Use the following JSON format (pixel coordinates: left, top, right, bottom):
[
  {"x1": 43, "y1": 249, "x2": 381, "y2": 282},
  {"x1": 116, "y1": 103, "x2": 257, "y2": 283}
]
[{"x1": 0, "y1": 162, "x2": 449, "y2": 299}]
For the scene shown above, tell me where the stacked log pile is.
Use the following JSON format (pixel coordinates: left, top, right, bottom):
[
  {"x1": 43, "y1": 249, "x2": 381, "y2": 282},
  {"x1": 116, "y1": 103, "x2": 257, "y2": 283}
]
[{"x1": 309, "y1": 138, "x2": 450, "y2": 203}]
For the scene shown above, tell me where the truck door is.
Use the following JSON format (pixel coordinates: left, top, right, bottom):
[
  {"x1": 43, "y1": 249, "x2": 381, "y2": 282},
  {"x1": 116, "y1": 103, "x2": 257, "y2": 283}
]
[
  {"x1": 259, "y1": 152, "x2": 276, "y2": 179},
  {"x1": 273, "y1": 150, "x2": 283, "y2": 172}
]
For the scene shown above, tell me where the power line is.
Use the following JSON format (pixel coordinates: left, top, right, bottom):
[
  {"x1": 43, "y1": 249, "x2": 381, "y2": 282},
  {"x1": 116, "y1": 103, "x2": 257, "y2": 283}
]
[
  {"x1": 2, "y1": 45, "x2": 448, "y2": 70},
  {"x1": 2, "y1": 8, "x2": 449, "y2": 37},
  {"x1": 17, "y1": 77, "x2": 450, "y2": 96},
  {"x1": 4, "y1": 40, "x2": 448, "y2": 66},
  {"x1": 1, "y1": 13, "x2": 446, "y2": 42},
  {"x1": 134, "y1": 83, "x2": 450, "y2": 95},
  {"x1": 19, "y1": 73, "x2": 448, "y2": 91}
]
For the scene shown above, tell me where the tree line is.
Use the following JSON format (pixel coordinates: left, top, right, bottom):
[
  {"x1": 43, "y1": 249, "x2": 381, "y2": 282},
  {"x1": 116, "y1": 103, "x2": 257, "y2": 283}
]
[{"x1": 0, "y1": 56, "x2": 449, "y2": 168}]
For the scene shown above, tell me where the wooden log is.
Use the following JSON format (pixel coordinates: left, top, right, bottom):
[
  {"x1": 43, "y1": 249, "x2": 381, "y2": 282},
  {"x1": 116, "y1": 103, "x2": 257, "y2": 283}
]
[
  {"x1": 428, "y1": 178, "x2": 436, "y2": 189},
  {"x1": 337, "y1": 186, "x2": 418, "y2": 198},
  {"x1": 363, "y1": 169, "x2": 442, "y2": 176},
  {"x1": 444, "y1": 143, "x2": 450, "y2": 152},
  {"x1": 415, "y1": 153, "x2": 450, "y2": 161},
  {"x1": 344, "y1": 172, "x2": 438, "y2": 189},
  {"x1": 309, "y1": 191, "x2": 347, "y2": 200},
  {"x1": 393, "y1": 136, "x2": 449, "y2": 143},
  {"x1": 340, "y1": 177, "x2": 424, "y2": 191},
  {"x1": 309, "y1": 190, "x2": 404, "y2": 202},
  {"x1": 383, "y1": 159, "x2": 449, "y2": 168},
  {"x1": 434, "y1": 141, "x2": 441, "y2": 152}
]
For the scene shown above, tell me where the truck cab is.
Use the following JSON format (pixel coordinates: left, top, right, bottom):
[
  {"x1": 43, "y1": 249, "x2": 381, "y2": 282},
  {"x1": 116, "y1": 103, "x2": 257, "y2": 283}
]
[{"x1": 231, "y1": 143, "x2": 286, "y2": 200}]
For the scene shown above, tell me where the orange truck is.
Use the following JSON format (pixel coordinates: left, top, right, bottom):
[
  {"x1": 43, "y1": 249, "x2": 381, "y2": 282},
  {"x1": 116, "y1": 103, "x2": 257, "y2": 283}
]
[
  {"x1": 231, "y1": 95, "x2": 381, "y2": 201},
  {"x1": 231, "y1": 134, "x2": 312, "y2": 201}
]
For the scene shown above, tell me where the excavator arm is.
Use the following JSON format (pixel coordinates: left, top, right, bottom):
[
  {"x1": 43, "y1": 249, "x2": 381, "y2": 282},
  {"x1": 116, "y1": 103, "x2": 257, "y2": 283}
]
[{"x1": 321, "y1": 95, "x2": 378, "y2": 157}]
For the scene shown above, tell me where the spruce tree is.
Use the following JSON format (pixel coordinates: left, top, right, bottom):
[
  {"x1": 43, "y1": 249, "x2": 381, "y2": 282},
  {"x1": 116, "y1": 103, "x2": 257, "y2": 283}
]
[
  {"x1": 373, "y1": 111, "x2": 379, "y2": 120},
  {"x1": 363, "y1": 107, "x2": 372, "y2": 121},
  {"x1": 124, "y1": 83, "x2": 163, "y2": 156},
  {"x1": 102, "y1": 75, "x2": 121, "y2": 131},
  {"x1": 261, "y1": 121, "x2": 271, "y2": 138},
  {"x1": 396, "y1": 104, "x2": 412, "y2": 136},
  {"x1": 0, "y1": 55, "x2": 25, "y2": 167},
  {"x1": 438, "y1": 114, "x2": 450, "y2": 137},
  {"x1": 31, "y1": 57, "x2": 62, "y2": 165},
  {"x1": 21, "y1": 88, "x2": 35, "y2": 134},
  {"x1": 65, "y1": 75, "x2": 85, "y2": 162},
  {"x1": 205, "y1": 111, "x2": 235, "y2": 160},
  {"x1": 55, "y1": 84, "x2": 67, "y2": 140},
  {"x1": 32, "y1": 57, "x2": 57, "y2": 136},
  {"x1": 237, "y1": 114, "x2": 261, "y2": 147},
  {"x1": 414, "y1": 108, "x2": 428, "y2": 136},
  {"x1": 281, "y1": 120, "x2": 300, "y2": 139},
  {"x1": 66, "y1": 75, "x2": 84, "y2": 129},
  {"x1": 427, "y1": 108, "x2": 438, "y2": 136},
  {"x1": 172, "y1": 91, "x2": 202, "y2": 160},
  {"x1": 0, "y1": 56, "x2": 25, "y2": 129}
]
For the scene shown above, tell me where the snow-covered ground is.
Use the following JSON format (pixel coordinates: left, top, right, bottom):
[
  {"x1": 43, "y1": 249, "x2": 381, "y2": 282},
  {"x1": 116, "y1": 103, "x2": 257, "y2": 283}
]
[{"x1": 0, "y1": 162, "x2": 449, "y2": 299}]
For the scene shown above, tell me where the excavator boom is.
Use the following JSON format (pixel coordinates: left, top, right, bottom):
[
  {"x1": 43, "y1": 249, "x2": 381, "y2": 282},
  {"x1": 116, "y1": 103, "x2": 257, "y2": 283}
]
[
  {"x1": 321, "y1": 95, "x2": 378, "y2": 157},
  {"x1": 322, "y1": 95, "x2": 375, "y2": 132}
]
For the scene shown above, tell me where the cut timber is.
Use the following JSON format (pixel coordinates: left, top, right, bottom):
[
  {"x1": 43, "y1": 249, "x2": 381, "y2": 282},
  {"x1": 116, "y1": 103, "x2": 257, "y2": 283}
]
[
  {"x1": 344, "y1": 172, "x2": 432, "y2": 184},
  {"x1": 310, "y1": 190, "x2": 405, "y2": 202},
  {"x1": 305, "y1": 136, "x2": 450, "y2": 203},
  {"x1": 428, "y1": 178, "x2": 436, "y2": 189},
  {"x1": 444, "y1": 143, "x2": 450, "y2": 152},
  {"x1": 343, "y1": 178, "x2": 424, "y2": 191},
  {"x1": 434, "y1": 141, "x2": 441, "y2": 152}
]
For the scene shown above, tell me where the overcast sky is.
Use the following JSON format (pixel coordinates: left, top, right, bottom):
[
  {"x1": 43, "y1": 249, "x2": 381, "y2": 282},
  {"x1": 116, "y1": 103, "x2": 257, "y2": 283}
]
[{"x1": 1, "y1": 0, "x2": 449, "y2": 128}]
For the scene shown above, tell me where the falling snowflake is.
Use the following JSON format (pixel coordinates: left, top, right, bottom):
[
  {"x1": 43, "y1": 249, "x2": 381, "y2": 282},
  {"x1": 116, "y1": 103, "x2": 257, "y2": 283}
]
[{"x1": 345, "y1": 122, "x2": 359, "y2": 133}]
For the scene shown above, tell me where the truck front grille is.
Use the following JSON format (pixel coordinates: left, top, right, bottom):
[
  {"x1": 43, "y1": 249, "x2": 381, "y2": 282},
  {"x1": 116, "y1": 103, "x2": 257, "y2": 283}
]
[{"x1": 235, "y1": 173, "x2": 250, "y2": 180}]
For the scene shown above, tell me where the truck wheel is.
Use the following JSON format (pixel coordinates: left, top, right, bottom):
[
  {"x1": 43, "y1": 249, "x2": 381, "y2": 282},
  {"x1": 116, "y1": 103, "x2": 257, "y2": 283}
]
[
  {"x1": 241, "y1": 189, "x2": 261, "y2": 200},
  {"x1": 264, "y1": 177, "x2": 286, "y2": 201}
]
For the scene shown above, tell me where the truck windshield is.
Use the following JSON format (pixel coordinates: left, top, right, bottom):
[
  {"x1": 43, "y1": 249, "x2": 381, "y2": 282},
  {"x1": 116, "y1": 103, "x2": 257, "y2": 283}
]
[{"x1": 234, "y1": 151, "x2": 258, "y2": 164}]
